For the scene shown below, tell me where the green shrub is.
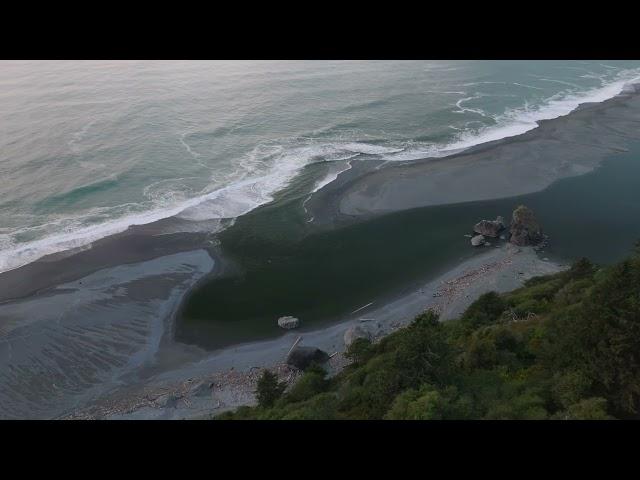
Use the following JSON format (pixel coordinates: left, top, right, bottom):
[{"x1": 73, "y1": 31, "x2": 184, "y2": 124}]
[
  {"x1": 220, "y1": 248, "x2": 640, "y2": 420},
  {"x1": 285, "y1": 365, "x2": 329, "y2": 403},
  {"x1": 255, "y1": 370, "x2": 286, "y2": 408},
  {"x1": 552, "y1": 397, "x2": 613, "y2": 420},
  {"x1": 344, "y1": 337, "x2": 374, "y2": 365},
  {"x1": 461, "y1": 291, "x2": 506, "y2": 329}
]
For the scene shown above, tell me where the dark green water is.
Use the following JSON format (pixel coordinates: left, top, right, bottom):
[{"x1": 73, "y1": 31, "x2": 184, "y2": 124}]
[{"x1": 178, "y1": 144, "x2": 640, "y2": 350}]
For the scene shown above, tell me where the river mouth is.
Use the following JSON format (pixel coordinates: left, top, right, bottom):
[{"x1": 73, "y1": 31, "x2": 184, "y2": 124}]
[
  {"x1": 176, "y1": 142, "x2": 640, "y2": 351},
  {"x1": 173, "y1": 88, "x2": 640, "y2": 351}
]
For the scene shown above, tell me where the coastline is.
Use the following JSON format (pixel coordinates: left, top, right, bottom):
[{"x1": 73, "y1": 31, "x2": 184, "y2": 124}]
[
  {"x1": 1, "y1": 80, "x2": 640, "y2": 419},
  {"x1": 61, "y1": 244, "x2": 563, "y2": 420},
  {"x1": 309, "y1": 84, "x2": 640, "y2": 221}
]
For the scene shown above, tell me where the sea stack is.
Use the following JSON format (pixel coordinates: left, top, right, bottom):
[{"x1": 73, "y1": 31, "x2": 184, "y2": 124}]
[{"x1": 509, "y1": 205, "x2": 544, "y2": 246}]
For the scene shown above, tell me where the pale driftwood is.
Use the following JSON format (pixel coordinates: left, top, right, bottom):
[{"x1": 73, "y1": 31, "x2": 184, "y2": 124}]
[
  {"x1": 329, "y1": 352, "x2": 338, "y2": 359},
  {"x1": 286, "y1": 336, "x2": 302, "y2": 358},
  {"x1": 351, "y1": 301, "x2": 374, "y2": 314}
]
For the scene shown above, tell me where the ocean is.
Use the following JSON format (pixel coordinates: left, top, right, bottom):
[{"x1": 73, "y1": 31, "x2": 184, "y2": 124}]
[{"x1": 3, "y1": 60, "x2": 640, "y2": 274}]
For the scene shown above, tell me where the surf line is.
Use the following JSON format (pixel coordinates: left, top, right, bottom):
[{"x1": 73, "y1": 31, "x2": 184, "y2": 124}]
[{"x1": 351, "y1": 302, "x2": 374, "y2": 315}]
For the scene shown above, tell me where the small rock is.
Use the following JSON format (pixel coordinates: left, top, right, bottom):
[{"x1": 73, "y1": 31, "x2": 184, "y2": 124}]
[
  {"x1": 471, "y1": 234, "x2": 486, "y2": 247},
  {"x1": 277, "y1": 316, "x2": 300, "y2": 329},
  {"x1": 473, "y1": 217, "x2": 505, "y2": 237}
]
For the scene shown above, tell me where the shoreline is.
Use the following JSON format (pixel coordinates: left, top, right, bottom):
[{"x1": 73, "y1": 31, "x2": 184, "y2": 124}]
[
  {"x1": 62, "y1": 244, "x2": 564, "y2": 420},
  {"x1": 2, "y1": 82, "x2": 640, "y2": 419},
  {"x1": 3, "y1": 83, "x2": 640, "y2": 299},
  {"x1": 320, "y1": 85, "x2": 640, "y2": 219}
]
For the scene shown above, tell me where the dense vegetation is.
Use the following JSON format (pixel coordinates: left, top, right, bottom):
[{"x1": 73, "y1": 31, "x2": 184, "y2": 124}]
[{"x1": 217, "y1": 250, "x2": 640, "y2": 420}]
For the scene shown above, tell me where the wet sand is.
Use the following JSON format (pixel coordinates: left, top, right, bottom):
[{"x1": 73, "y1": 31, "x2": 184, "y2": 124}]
[
  {"x1": 310, "y1": 84, "x2": 640, "y2": 220},
  {"x1": 0, "y1": 217, "x2": 220, "y2": 303}
]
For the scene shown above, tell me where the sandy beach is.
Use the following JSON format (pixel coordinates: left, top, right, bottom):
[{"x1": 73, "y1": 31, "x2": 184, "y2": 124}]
[
  {"x1": 303, "y1": 83, "x2": 640, "y2": 224},
  {"x1": 60, "y1": 243, "x2": 563, "y2": 420}
]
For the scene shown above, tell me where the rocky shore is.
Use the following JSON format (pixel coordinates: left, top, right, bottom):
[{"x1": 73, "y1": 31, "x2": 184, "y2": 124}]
[{"x1": 62, "y1": 240, "x2": 564, "y2": 420}]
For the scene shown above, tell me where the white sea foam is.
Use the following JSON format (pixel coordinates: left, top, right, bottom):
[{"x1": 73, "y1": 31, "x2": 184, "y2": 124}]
[
  {"x1": 0, "y1": 141, "x2": 397, "y2": 273},
  {"x1": 179, "y1": 132, "x2": 202, "y2": 158},
  {"x1": 382, "y1": 70, "x2": 640, "y2": 162},
  {"x1": 2, "y1": 70, "x2": 640, "y2": 274},
  {"x1": 454, "y1": 95, "x2": 491, "y2": 118}
]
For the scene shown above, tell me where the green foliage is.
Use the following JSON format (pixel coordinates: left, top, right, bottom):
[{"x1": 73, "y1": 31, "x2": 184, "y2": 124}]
[
  {"x1": 552, "y1": 397, "x2": 613, "y2": 420},
  {"x1": 285, "y1": 365, "x2": 329, "y2": 403},
  {"x1": 255, "y1": 370, "x2": 286, "y2": 408},
  {"x1": 344, "y1": 337, "x2": 374, "y2": 366},
  {"x1": 548, "y1": 258, "x2": 640, "y2": 415},
  {"x1": 460, "y1": 291, "x2": 506, "y2": 329},
  {"x1": 551, "y1": 370, "x2": 592, "y2": 409},
  {"x1": 385, "y1": 384, "x2": 474, "y2": 420},
  {"x1": 220, "y1": 253, "x2": 640, "y2": 420}
]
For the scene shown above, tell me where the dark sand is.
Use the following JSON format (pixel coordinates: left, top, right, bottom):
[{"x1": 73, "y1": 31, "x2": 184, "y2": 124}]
[{"x1": 310, "y1": 84, "x2": 640, "y2": 219}]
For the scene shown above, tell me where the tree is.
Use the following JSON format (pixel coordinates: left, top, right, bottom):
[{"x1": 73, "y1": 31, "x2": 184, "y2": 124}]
[
  {"x1": 344, "y1": 337, "x2": 374, "y2": 365},
  {"x1": 256, "y1": 370, "x2": 286, "y2": 408},
  {"x1": 552, "y1": 397, "x2": 613, "y2": 420},
  {"x1": 547, "y1": 257, "x2": 640, "y2": 415},
  {"x1": 461, "y1": 291, "x2": 506, "y2": 329}
]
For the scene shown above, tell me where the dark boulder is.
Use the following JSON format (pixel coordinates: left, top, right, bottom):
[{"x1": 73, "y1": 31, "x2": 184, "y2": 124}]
[
  {"x1": 286, "y1": 346, "x2": 330, "y2": 370},
  {"x1": 509, "y1": 205, "x2": 544, "y2": 246}
]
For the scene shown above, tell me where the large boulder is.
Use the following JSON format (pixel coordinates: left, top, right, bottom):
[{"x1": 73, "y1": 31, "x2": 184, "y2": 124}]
[
  {"x1": 471, "y1": 234, "x2": 486, "y2": 247},
  {"x1": 277, "y1": 316, "x2": 300, "y2": 329},
  {"x1": 473, "y1": 216, "x2": 505, "y2": 238},
  {"x1": 286, "y1": 346, "x2": 330, "y2": 370},
  {"x1": 509, "y1": 205, "x2": 544, "y2": 246},
  {"x1": 344, "y1": 325, "x2": 372, "y2": 347}
]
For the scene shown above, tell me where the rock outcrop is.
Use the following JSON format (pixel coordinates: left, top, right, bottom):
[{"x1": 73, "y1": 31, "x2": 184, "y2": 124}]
[
  {"x1": 277, "y1": 316, "x2": 300, "y2": 329},
  {"x1": 509, "y1": 205, "x2": 544, "y2": 246},
  {"x1": 471, "y1": 234, "x2": 486, "y2": 247},
  {"x1": 344, "y1": 325, "x2": 372, "y2": 347},
  {"x1": 473, "y1": 216, "x2": 505, "y2": 238},
  {"x1": 286, "y1": 346, "x2": 330, "y2": 370}
]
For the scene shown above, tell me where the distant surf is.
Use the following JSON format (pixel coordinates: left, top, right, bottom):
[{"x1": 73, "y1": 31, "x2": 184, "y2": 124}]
[{"x1": 1, "y1": 61, "x2": 639, "y2": 274}]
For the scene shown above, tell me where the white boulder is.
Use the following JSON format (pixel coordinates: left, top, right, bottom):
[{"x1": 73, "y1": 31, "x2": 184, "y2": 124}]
[{"x1": 277, "y1": 316, "x2": 300, "y2": 329}]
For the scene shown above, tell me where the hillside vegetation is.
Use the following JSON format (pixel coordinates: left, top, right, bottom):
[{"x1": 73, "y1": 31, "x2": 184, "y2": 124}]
[{"x1": 218, "y1": 249, "x2": 640, "y2": 420}]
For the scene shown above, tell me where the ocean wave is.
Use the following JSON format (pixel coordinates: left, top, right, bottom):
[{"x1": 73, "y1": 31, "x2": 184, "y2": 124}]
[
  {"x1": 381, "y1": 69, "x2": 640, "y2": 162},
  {"x1": 2, "y1": 70, "x2": 640, "y2": 274},
  {"x1": 0, "y1": 141, "x2": 400, "y2": 273}
]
